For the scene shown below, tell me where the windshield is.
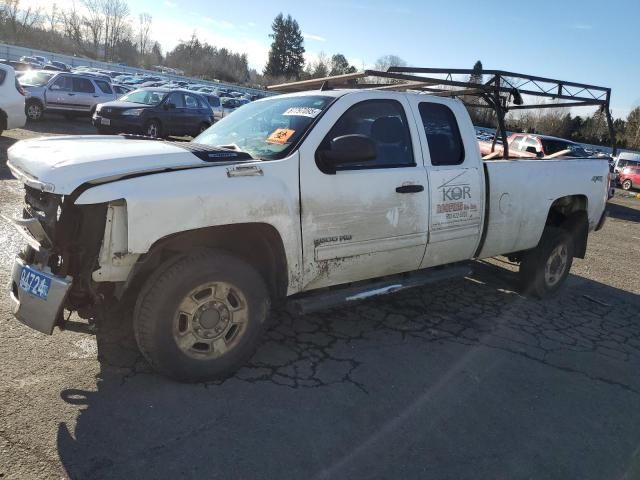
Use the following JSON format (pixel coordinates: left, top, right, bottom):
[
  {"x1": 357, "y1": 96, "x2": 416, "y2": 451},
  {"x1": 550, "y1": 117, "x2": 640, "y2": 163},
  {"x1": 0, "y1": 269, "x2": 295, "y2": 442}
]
[
  {"x1": 194, "y1": 95, "x2": 335, "y2": 160},
  {"x1": 18, "y1": 71, "x2": 54, "y2": 86},
  {"x1": 120, "y1": 89, "x2": 168, "y2": 105}
]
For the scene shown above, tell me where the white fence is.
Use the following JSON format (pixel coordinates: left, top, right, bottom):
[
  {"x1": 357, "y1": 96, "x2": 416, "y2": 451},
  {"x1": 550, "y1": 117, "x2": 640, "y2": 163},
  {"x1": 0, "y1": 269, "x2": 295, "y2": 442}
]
[{"x1": 0, "y1": 43, "x2": 270, "y2": 96}]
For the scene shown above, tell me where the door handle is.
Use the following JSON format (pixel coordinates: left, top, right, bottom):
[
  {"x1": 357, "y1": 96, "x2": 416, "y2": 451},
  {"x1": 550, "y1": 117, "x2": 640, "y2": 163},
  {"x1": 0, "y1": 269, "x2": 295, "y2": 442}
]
[
  {"x1": 396, "y1": 184, "x2": 424, "y2": 193},
  {"x1": 67, "y1": 93, "x2": 75, "y2": 96},
  {"x1": 93, "y1": 95, "x2": 100, "y2": 97}
]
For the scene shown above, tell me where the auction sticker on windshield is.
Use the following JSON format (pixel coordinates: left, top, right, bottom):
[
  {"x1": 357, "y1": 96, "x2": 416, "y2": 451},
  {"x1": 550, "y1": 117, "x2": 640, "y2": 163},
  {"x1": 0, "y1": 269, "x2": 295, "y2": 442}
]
[
  {"x1": 282, "y1": 107, "x2": 322, "y2": 118},
  {"x1": 267, "y1": 128, "x2": 295, "y2": 144}
]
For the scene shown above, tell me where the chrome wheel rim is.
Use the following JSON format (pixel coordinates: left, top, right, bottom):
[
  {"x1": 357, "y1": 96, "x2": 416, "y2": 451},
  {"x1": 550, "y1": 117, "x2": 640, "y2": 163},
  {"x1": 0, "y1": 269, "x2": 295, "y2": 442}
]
[
  {"x1": 27, "y1": 104, "x2": 41, "y2": 120},
  {"x1": 173, "y1": 282, "x2": 248, "y2": 359},
  {"x1": 545, "y1": 243, "x2": 568, "y2": 287},
  {"x1": 623, "y1": 180, "x2": 631, "y2": 190},
  {"x1": 147, "y1": 123, "x2": 158, "y2": 137}
]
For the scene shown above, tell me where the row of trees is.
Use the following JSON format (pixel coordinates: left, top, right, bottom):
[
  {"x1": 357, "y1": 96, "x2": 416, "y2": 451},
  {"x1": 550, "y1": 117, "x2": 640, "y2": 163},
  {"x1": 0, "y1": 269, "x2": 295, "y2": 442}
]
[{"x1": 0, "y1": 0, "x2": 252, "y2": 82}]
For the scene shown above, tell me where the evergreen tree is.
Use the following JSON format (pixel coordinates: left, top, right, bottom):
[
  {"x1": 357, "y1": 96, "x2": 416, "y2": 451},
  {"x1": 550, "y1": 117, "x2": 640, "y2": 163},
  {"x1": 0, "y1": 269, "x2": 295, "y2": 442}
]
[
  {"x1": 264, "y1": 13, "x2": 305, "y2": 79},
  {"x1": 469, "y1": 60, "x2": 483, "y2": 84},
  {"x1": 329, "y1": 53, "x2": 356, "y2": 75}
]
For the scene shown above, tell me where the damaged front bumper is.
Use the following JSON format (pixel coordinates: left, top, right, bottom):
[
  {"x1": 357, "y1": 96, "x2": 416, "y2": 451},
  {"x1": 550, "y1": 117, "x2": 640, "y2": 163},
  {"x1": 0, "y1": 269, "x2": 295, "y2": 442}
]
[{"x1": 9, "y1": 256, "x2": 72, "y2": 335}]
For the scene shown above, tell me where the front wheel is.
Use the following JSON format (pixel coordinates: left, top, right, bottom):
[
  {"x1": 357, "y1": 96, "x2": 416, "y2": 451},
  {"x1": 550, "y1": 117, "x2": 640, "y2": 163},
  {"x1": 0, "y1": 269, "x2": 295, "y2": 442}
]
[
  {"x1": 133, "y1": 250, "x2": 270, "y2": 382},
  {"x1": 519, "y1": 227, "x2": 574, "y2": 298},
  {"x1": 144, "y1": 119, "x2": 161, "y2": 138},
  {"x1": 622, "y1": 179, "x2": 632, "y2": 191}
]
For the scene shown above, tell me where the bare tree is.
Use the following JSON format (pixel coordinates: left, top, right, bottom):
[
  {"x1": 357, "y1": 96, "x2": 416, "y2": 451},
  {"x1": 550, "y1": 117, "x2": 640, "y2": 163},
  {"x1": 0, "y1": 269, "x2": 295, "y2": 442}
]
[
  {"x1": 60, "y1": 2, "x2": 84, "y2": 48},
  {"x1": 102, "y1": 0, "x2": 130, "y2": 61},
  {"x1": 46, "y1": 3, "x2": 59, "y2": 33},
  {"x1": 137, "y1": 12, "x2": 152, "y2": 57},
  {"x1": 81, "y1": 0, "x2": 103, "y2": 55}
]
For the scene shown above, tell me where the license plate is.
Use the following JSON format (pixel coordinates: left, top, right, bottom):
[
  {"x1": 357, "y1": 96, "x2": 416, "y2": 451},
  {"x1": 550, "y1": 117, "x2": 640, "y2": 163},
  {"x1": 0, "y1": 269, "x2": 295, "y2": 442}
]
[
  {"x1": 101, "y1": 118, "x2": 111, "y2": 126},
  {"x1": 19, "y1": 266, "x2": 52, "y2": 300}
]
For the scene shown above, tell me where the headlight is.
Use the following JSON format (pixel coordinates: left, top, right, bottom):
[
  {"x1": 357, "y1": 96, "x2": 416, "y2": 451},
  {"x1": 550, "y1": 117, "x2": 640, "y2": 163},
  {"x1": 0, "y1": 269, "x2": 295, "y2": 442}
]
[
  {"x1": 122, "y1": 108, "x2": 144, "y2": 116},
  {"x1": 95, "y1": 104, "x2": 102, "y2": 113}
]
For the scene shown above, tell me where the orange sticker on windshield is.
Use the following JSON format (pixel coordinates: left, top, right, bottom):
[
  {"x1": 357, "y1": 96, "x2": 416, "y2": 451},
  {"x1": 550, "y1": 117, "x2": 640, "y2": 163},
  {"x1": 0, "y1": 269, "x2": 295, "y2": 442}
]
[{"x1": 267, "y1": 128, "x2": 295, "y2": 144}]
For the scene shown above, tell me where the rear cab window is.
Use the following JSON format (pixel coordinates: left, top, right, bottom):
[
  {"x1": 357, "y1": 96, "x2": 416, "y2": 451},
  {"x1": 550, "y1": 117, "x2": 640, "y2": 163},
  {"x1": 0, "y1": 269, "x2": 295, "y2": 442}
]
[{"x1": 418, "y1": 102, "x2": 465, "y2": 166}]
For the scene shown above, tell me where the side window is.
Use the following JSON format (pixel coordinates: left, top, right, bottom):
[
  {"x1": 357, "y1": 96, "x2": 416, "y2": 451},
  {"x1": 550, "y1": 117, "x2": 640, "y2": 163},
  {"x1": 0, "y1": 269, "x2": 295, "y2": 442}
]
[
  {"x1": 184, "y1": 94, "x2": 199, "y2": 109},
  {"x1": 72, "y1": 77, "x2": 95, "y2": 93},
  {"x1": 50, "y1": 75, "x2": 72, "y2": 91},
  {"x1": 168, "y1": 92, "x2": 185, "y2": 108},
  {"x1": 208, "y1": 96, "x2": 220, "y2": 107},
  {"x1": 525, "y1": 137, "x2": 538, "y2": 148},
  {"x1": 318, "y1": 99, "x2": 414, "y2": 170},
  {"x1": 0, "y1": 68, "x2": 6, "y2": 85},
  {"x1": 419, "y1": 102, "x2": 465, "y2": 166},
  {"x1": 95, "y1": 80, "x2": 113, "y2": 94}
]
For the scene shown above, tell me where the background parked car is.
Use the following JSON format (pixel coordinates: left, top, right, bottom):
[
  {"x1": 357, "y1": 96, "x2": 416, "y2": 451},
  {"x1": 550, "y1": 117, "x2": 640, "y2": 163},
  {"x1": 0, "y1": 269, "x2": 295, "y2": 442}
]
[
  {"x1": 0, "y1": 63, "x2": 26, "y2": 135},
  {"x1": 618, "y1": 165, "x2": 640, "y2": 191},
  {"x1": 21, "y1": 72, "x2": 116, "y2": 120},
  {"x1": 92, "y1": 88, "x2": 213, "y2": 138},
  {"x1": 50, "y1": 60, "x2": 71, "y2": 72}
]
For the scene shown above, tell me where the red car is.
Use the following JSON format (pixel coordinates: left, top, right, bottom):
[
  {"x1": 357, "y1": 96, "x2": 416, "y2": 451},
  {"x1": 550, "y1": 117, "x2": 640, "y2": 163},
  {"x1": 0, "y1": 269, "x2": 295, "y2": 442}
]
[
  {"x1": 479, "y1": 133, "x2": 588, "y2": 158},
  {"x1": 618, "y1": 165, "x2": 640, "y2": 191}
]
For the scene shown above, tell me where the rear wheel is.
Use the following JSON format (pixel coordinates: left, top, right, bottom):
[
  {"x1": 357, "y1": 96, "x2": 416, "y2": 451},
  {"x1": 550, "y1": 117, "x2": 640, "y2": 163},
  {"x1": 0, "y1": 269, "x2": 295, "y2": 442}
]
[
  {"x1": 25, "y1": 101, "x2": 43, "y2": 121},
  {"x1": 520, "y1": 226, "x2": 574, "y2": 298},
  {"x1": 133, "y1": 250, "x2": 270, "y2": 382},
  {"x1": 144, "y1": 119, "x2": 161, "y2": 138},
  {"x1": 622, "y1": 179, "x2": 632, "y2": 191}
]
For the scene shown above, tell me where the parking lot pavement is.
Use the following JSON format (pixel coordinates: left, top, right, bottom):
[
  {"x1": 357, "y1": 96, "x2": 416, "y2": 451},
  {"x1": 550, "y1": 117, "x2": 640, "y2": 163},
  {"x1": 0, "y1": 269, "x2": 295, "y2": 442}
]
[{"x1": 1, "y1": 124, "x2": 640, "y2": 479}]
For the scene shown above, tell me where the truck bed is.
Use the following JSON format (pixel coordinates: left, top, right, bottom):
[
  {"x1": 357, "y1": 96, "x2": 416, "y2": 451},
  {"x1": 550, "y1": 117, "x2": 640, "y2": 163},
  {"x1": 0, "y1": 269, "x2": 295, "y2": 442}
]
[{"x1": 477, "y1": 157, "x2": 609, "y2": 259}]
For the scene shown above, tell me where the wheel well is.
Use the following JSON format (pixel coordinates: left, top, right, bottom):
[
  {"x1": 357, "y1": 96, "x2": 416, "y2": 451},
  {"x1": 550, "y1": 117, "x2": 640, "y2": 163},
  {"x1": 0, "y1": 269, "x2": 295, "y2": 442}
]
[
  {"x1": 26, "y1": 97, "x2": 43, "y2": 107},
  {"x1": 545, "y1": 195, "x2": 589, "y2": 258},
  {"x1": 125, "y1": 223, "x2": 289, "y2": 305}
]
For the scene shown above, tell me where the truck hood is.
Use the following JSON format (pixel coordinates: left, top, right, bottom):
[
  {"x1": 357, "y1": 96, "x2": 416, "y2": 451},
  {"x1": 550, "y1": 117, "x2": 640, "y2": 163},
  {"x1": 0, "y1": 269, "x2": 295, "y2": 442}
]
[{"x1": 7, "y1": 135, "x2": 252, "y2": 195}]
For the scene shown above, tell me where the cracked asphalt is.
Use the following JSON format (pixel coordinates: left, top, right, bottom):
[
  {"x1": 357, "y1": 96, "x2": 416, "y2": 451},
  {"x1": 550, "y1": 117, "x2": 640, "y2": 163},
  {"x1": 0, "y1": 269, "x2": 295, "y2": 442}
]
[{"x1": 1, "y1": 120, "x2": 640, "y2": 479}]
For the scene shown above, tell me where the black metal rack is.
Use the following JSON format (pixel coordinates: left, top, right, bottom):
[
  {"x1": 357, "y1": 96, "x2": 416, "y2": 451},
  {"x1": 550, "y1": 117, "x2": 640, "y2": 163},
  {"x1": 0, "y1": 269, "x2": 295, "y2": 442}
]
[{"x1": 268, "y1": 67, "x2": 616, "y2": 158}]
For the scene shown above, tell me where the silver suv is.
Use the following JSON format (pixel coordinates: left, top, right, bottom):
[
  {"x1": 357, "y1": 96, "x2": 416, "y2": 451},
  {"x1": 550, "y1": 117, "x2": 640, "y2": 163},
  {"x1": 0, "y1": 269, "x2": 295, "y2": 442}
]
[{"x1": 22, "y1": 72, "x2": 117, "y2": 120}]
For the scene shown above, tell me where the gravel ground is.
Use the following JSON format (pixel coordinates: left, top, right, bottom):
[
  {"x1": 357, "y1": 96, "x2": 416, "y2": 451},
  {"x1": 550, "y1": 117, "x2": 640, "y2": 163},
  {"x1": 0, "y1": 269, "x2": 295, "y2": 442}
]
[{"x1": 1, "y1": 121, "x2": 639, "y2": 480}]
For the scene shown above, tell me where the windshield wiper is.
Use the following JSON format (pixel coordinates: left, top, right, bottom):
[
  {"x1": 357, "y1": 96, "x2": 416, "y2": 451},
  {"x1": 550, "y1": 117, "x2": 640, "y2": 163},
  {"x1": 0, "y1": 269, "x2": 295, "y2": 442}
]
[{"x1": 215, "y1": 144, "x2": 261, "y2": 160}]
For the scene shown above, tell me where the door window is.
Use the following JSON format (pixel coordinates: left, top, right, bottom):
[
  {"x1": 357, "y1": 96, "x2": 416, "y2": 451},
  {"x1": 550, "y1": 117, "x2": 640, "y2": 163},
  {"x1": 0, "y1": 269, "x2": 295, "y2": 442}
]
[
  {"x1": 418, "y1": 102, "x2": 465, "y2": 166},
  {"x1": 168, "y1": 92, "x2": 185, "y2": 108},
  {"x1": 72, "y1": 77, "x2": 95, "y2": 93},
  {"x1": 317, "y1": 99, "x2": 414, "y2": 171},
  {"x1": 184, "y1": 94, "x2": 199, "y2": 109},
  {"x1": 95, "y1": 80, "x2": 113, "y2": 94},
  {"x1": 510, "y1": 135, "x2": 525, "y2": 152},
  {"x1": 50, "y1": 75, "x2": 72, "y2": 91}
]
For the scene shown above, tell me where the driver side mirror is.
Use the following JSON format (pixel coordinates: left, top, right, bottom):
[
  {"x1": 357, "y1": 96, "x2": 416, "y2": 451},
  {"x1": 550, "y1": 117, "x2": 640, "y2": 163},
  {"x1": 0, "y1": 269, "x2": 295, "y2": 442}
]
[
  {"x1": 317, "y1": 134, "x2": 377, "y2": 174},
  {"x1": 164, "y1": 102, "x2": 175, "y2": 110}
]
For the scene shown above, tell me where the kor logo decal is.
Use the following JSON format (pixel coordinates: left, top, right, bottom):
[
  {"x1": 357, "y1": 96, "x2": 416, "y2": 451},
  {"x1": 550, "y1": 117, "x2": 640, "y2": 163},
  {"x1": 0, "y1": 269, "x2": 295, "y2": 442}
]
[{"x1": 438, "y1": 171, "x2": 471, "y2": 202}]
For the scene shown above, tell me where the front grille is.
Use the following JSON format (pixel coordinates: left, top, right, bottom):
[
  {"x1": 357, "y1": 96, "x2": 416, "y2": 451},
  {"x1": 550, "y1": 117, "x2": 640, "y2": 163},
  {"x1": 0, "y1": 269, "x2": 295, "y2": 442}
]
[
  {"x1": 98, "y1": 107, "x2": 122, "y2": 119},
  {"x1": 23, "y1": 185, "x2": 61, "y2": 240}
]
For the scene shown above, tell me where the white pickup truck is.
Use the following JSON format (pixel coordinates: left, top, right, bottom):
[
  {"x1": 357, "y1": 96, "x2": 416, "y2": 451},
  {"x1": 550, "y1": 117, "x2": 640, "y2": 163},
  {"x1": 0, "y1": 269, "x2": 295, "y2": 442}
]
[{"x1": 5, "y1": 89, "x2": 610, "y2": 382}]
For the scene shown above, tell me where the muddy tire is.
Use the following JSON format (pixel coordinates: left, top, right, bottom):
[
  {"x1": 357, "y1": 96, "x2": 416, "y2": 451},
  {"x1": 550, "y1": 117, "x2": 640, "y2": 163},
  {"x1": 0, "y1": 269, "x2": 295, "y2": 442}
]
[
  {"x1": 133, "y1": 249, "x2": 270, "y2": 383},
  {"x1": 519, "y1": 226, "x2": 574, "y2": 299}
]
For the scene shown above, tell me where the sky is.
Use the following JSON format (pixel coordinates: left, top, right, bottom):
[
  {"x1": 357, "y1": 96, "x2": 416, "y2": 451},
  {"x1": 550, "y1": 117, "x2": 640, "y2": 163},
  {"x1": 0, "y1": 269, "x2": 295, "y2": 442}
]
[{"x1": 23, "y1": 0, "x2": 640, "y2": 117}]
